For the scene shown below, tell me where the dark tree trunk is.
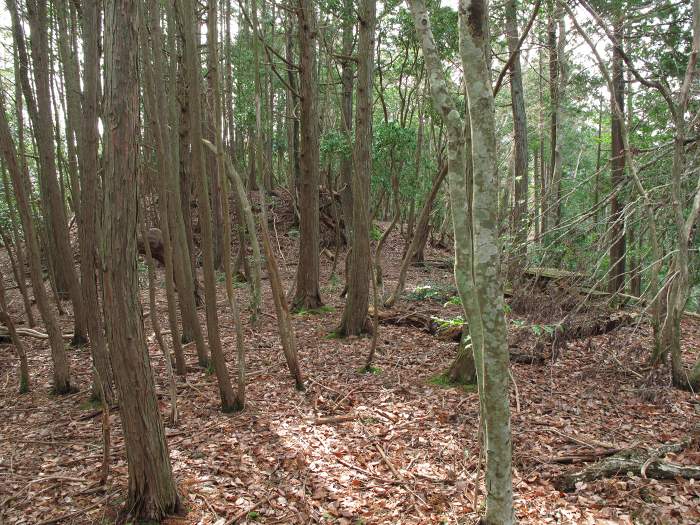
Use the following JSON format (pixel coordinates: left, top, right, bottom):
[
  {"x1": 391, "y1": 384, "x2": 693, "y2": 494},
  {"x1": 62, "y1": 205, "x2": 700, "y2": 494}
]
[
  {"x1": 608, "y1": 14, "x2": 626, "y2": 294},
  {"x1": 337, "y1": 0, "x2": 375, "y2": 336},
  {"x1": 293, "y1": 0, "x2": 323, "y2": 310}
]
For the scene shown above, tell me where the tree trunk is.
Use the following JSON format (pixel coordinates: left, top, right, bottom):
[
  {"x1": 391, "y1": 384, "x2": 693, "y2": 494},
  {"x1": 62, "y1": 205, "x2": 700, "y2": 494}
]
[
  {"x1": 506, "y1": 0, "x2": 529, "y2": 268},
  {"x1": 408, "y1": 1, "x2": 514, "y2": 522},
  {"x1": 337, "y1": 0, "x2": 375, "y2": 336},
  {"x1": 608, "y1": 13, "x2": 626, "y2": 294},
  {"x1": 75, "y1": 0, "x2": 114, "y2": 402},
  {"x1": 102, "y1": 1, "x2": 180, "y2": 518},
  {"x1": 339, "y1": 0, "x2": 354, "y2": 237},
  {"x1": 179, "y1": 0, "x2": 238, "y2": 411},
  {"x1": 293, "y1": 0, "x2": 323, "y2": 310},
  {"x1": 0, "y1": 100, "x2": 72, "y2": 395},
  {"x1": 13, "y1": 0, "x2": 88, "y2": 345},
  {"x1": 141, "y1": 0, "x2": 188, "y2": 377}
]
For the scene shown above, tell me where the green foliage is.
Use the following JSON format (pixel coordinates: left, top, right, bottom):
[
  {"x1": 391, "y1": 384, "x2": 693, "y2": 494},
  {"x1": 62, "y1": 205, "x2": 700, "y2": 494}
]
[
  {"x1": 443, "y1": 295, "x2": 462, "y2": 307},
  {"x1": 359, "y1": 364, "x2": 381, "y2": 375},
  {"x1": 404, "y1": 283, "x2": 456, "y2": 303},
  {"x1": 431, "y1": 315, "x2": 465, "y2": 330},
  {"x1": 370, "y1": 223, "x2": 382, "y2": 241}
]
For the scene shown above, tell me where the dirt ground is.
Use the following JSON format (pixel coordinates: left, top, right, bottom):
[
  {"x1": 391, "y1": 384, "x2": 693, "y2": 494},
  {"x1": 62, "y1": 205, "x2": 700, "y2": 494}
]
[{"x1": 1, "y1": 216, "x2": 699, "y2": 524}]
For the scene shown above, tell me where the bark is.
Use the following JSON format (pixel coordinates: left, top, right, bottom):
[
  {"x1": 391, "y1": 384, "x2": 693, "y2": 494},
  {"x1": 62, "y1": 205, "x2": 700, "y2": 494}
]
[
  {"x1": 11, "y1": 0, "x2": 88, "y2": 345},
  {"x1": 178, "y1": 0, "x2": 238, "y2": 411},
  {"x1": 458, "y1": 3, "x2": 514, "y2": 520},
  {"x1": 337, "y1": 0, "x2": 375, "y2": 336},
  {"x1": 555, "y1": 442, "x2": 700, "y2": 492},
  {"x1": 75, "y1": 0, "x2": 114, "y2": 403},
  {"x1": 139, "y1": 205, "x2": 179, "y2": 425},
  {"x1": 608, "y1": 13, "x2": 626, "y2": 294},
  {"x1": 102, "y1": 1, "x2": 179, "y2": 518},
  {"x1": 407, "y1": 0, "x2": 514, "y2": 522},
  {"x1": 208, "y1": 0, "x2": 224, "y2": 270},
  {"x1": 167, "y1": 0, "x2": 209, "y2": 364},
  {"x1": 140, "y1": 0, "x2": 188, "y2": 377},
  {"x1": 0, "y1": 101, "x2": 72, "y2": 395},
  {"x1": 447, "y1": 326, "x2": 477, "y2": 385},
  {"x1": 339, "y1": 0, "x2": 354, "y2": 236},
  {"x1": 506, "y1": 0, "x2": 529, "y2": 267},
  {"x1": 293, "y1": 0, "x2": 323, "y2": 310}
]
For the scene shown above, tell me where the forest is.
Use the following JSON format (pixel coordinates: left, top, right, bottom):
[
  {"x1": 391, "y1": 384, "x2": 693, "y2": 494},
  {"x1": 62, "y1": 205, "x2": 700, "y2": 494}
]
[{"x1": 0, "y1": 0, "x2": 698, "y2": 523}]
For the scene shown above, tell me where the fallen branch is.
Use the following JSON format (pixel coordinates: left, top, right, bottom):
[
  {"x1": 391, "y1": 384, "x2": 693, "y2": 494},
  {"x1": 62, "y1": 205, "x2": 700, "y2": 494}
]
[
  {"x1": 555, "y1": 440, "x2": 699, "y2": 491},
  {"x1": 0, "y1": 326, "x2": 73, "y2": 340},
  {"x1": 312, "y1": 413, "x2": 356, "y2": 425}
]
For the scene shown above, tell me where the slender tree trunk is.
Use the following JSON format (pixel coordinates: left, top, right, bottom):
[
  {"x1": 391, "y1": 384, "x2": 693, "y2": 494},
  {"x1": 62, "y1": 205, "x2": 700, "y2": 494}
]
[
  {"x1": 167, "y1": 0, "x2": 209, "y2": 365},
  {"x1": 337, "y1": 0, "x2": 375, "y2": 336},
  {"x1": 506, "y1": 0, "x2": 529, "y2": 268},
  {"x1": 0, "y1": 101, "x2": 72, "y2": 394},
  {"x1": 208, "y1": 0, "x2": 224, "y2": 270},
  {"x1": 102, "y1": 1, "x2": 179, "y2": 518},
  {"x1": 179, "y1": 0, "x2": 238, "y2": 411},
  {"x1": 408, "y1": 1, "x2": 513, "y2": 521},
  {"x1": 608, "y1": 13, "x2": 626, "y2": 294},
  {"x1": 339, "y1": 0, "x2": 354, "y2": 236},
  {"x1": 140, "y1": 0, "x2": 189, "y2": 377},
  {"x1": 76, "y1": 0, "x2": 114, "y2": 402},
  {"x1": 12, "y1": 0, "x2": 88, "y2": 345},
  {"x1": 385, "y1": 163, "x2": 447, "y2": 307}
]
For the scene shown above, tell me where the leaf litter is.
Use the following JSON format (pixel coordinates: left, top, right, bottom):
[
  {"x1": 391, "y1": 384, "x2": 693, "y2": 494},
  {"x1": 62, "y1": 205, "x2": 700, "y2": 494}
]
[{"x1": 0, "y1": 225, "x2": 698, "y2": 524}]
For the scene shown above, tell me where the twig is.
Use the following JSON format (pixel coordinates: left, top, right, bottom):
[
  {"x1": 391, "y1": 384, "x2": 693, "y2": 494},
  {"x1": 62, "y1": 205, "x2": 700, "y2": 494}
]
[
  {"x1": 313, "y1": 413, "x2": 356, "y2": 425},
  {"x1": 34, "y1": 491, "x2": 116, "y2": 525}
]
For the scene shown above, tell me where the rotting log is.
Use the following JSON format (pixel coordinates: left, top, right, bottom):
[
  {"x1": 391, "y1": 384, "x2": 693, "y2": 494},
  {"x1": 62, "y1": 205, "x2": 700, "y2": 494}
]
[{"x1": 555, "y1": 440, "x2": 700, "y2": 492}]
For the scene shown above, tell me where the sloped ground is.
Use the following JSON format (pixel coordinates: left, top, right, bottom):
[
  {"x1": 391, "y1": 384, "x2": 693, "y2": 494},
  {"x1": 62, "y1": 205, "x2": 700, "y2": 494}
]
[{"x1": 0, "y1": 223, "x2": 698, "y2": 524}]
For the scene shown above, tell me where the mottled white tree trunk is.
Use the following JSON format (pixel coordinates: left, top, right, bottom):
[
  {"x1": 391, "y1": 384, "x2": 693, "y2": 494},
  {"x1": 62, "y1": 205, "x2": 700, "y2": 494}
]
[{"x1": 408, "y1": 0, "x2": 513, "y2": 523}]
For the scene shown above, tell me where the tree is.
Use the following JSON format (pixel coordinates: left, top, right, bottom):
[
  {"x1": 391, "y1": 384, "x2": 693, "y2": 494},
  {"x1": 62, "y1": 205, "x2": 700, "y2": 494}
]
[
  {"x1": 179, "y1": 0, "x2": 238, "y2": 411},
  {"x1": 337, "y1": 0, "x2": 376, "y2": 336},
  {"x1": 0, "y1": 101, "x2": 72, "y2": 395},
  {"x1": 408, "y1": 0, "x2": 513, "y2": 522},
  {"x1": 102, "y1": 0, "x2": 179, "y2": 518},
  {"x1": 506, "y1": 0, "x2": 529, "y2": 268},
  {"x1": 9, "y1": 0, "x2": 88, "y2": 346},
  {"x1": 293, "y1": 0, "x2": 323, "y2": 310}
]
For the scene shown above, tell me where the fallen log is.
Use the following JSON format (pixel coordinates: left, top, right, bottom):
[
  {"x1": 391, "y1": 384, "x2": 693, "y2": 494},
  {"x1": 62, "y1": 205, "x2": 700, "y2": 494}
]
[
  {"x1": 555, "y1": 440, "x2": 700, "y2": 492},
  {"x1": 0, "y1": 326, "x2": 73, "y2": 341}
]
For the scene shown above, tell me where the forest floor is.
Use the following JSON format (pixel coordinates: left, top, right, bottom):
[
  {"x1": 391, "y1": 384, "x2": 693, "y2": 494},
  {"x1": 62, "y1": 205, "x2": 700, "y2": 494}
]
[{"x1": 0, "y1": 207, "x2": 699, "y2": 524}]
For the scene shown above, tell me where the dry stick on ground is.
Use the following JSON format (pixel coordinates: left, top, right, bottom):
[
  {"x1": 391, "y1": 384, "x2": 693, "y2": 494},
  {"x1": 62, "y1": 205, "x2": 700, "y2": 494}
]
[{"x1": 139, "y1": 207, "x2": 178, "y2": 425}]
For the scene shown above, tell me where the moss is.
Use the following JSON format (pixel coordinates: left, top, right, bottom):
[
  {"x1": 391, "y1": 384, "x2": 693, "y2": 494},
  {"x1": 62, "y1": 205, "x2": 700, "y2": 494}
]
[
  {"x1": 428, "y1": 373, "x2": 477, "y2": 393},
  {"x1": 294, "y1": 305, "x2": 335, "y2": 316}
]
